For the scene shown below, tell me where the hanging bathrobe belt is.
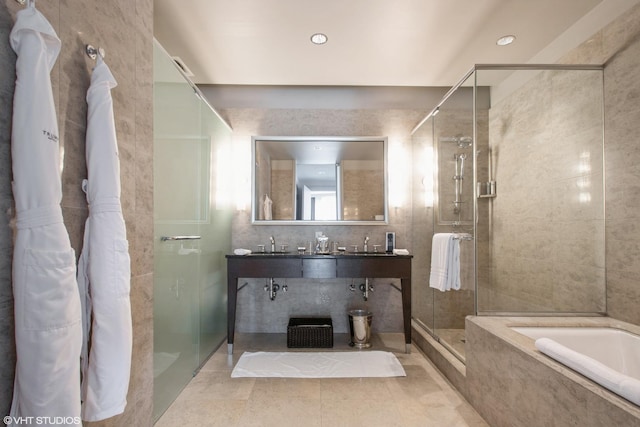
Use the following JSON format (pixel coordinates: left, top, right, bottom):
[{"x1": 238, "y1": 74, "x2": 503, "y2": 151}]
[
  {"x1": 15, "y1": 204, "x2": 64, "y2": 229},
  {"x1": 89, "y1": 200, "x2": 122, "y2": 214}
]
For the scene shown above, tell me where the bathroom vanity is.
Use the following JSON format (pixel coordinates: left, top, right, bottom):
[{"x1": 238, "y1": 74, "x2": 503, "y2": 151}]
[{"x1": 226, "y1": 253, "x2": 413, "y2": 353}]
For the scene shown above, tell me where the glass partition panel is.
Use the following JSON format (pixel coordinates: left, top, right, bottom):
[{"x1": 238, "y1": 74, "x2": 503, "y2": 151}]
[
  {"x1": 410, "y1": 74, "x2": 479, "y2": 361},
  {"x1": 431, "y1": 76, "x2": 476, "y2": 361},
  {"x1": 153, "y1": 40, "x2": 232, "y2": 421},
  {"x1": 410, "y1": 117, "x2": 435, "y2": 333},
  {"x1": 411, "y1": 65, "x2": 604, "y2": 365},
  {"x1": 197, "y1": 99, "x2": 232, "y2": 366}
]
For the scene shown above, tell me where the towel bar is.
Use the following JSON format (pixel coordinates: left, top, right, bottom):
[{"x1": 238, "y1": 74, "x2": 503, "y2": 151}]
[{"x1": 452, "y1": 233, "x2": 473, "y2": 241}]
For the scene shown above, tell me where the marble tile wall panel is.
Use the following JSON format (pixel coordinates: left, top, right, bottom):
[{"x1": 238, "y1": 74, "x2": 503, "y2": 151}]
[
  {"x1": 0, "y1": 1, "x2": 153, "y2": 423},
  {"x1": 433, "y1": 109, "x2": 474, "y2": 225},
  {"x1": 598, "y1": 3, "x2": 640, "y2": 326},
  {"x1": 235, "y1": 278, "x2": 403, "y2": 334},
  {"x1": 524, "y1": 2, "x2": 640, "y2": 323},
  {"x1": 485, "y1": 68, "x2": 606, "y2": 314}
]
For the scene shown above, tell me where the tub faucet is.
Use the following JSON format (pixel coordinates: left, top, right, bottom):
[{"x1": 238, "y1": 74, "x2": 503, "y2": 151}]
[
  {"x1": 363, "y1": 236, "x2": 370, "y2": 253},
  {"x1": 270, "y1": 236, "x2": 275, "y2": 253}
]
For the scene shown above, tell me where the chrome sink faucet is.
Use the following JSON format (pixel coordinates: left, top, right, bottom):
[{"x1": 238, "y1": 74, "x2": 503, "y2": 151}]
[
  {"x1": 363, "y1": 236, "x2": 369, "y2": 253},
  {"x1": 270, "y1": 236, "x2": 276, "y2": 253}
]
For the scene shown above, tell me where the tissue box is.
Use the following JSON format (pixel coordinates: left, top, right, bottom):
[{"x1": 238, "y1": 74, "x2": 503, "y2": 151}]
[{"x1": 287, "y1": 317, "x2": 333, "y2": 348}]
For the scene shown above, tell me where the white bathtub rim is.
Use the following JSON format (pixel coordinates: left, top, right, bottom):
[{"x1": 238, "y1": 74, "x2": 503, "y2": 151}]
[
  {"x1": 511, "y1": 326, "x2": 640, "y2": 378},
  {"x1": 535, "y1": 337, "x2": 640, "y2": 406}
]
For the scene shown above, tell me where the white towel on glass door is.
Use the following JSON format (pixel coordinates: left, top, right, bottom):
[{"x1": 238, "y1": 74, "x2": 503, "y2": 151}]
[
  {"x1": 447, "y1": 236, "x2": 461, "y2": 290},
  {"x1": 429, "y1": 233, "x2": 460, "y2": 291},
  {"x1": 429, "y1": 233, "x2": 453, "y2": 291}
]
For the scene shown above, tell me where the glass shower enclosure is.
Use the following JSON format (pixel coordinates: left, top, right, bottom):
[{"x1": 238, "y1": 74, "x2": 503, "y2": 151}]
[
  {"x1": 153, "y1": 40, "x2": 233, "y2": 421},
  {"x1": 411, "y1": 65, "x2": 605, "y2": 362}
]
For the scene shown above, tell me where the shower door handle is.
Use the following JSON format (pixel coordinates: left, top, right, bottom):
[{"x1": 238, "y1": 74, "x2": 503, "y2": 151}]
[{"x1": 160, "y1": 235, "x2": 201, "y2": 242}]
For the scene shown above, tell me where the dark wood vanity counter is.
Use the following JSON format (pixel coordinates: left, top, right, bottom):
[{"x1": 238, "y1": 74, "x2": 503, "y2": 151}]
[{"x1": 226, "y1": 253, "x2": 412, "y2": 353}]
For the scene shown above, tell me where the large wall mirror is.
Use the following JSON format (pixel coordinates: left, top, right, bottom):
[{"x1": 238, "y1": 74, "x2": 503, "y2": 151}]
[{"x1": 252, "y1": 136, "x2": 388, "y2": 225}]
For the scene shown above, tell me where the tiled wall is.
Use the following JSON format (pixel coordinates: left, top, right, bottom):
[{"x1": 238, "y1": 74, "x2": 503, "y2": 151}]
[
  {"x1": 483, "y1": 68, "x2": 606, "y2": 313},
  {"x1": 484, "y1": 2, "x2": 640, "y2": 323},
  {"x1": 0, "y1": 1, "x2": 154, "y2": 424},
  {"x1": 219, "y1": 107, "x2": 426, "y2": 334},
  {"x1": 598, "y1": 4, "x2": 640, "y2": 326}
]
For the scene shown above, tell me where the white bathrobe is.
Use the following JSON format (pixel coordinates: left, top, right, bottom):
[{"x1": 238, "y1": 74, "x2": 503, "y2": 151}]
[
  {"x1": 9, "y1": 4, "x2": 82, "y2": 426},
  {"x1": 77, "y1": 55, "x2": 132, "y2": 421}
]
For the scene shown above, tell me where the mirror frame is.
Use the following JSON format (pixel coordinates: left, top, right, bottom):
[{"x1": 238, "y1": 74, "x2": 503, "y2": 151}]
[{"x1": 251, "y1": 136, "x2": 389, "y2": 225}]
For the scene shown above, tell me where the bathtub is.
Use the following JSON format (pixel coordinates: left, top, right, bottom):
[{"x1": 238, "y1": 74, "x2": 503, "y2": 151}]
[
  {"x1": 512, "y1": 326, "x2": 640, "y2": 406},
  {"x1": 463, "y1": 317, "x2": 640, "y2": 427}
]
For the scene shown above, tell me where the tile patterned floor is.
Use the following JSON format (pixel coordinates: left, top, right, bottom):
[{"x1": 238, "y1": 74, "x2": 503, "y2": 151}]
[{"x1": 155, "y1": 333, "x2": 488, "y2": 427}]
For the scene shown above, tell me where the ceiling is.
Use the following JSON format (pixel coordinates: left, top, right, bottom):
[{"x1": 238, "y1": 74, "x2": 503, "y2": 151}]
[{"x1": 153, "y1": 0, "x2": 636, "y2": 87}]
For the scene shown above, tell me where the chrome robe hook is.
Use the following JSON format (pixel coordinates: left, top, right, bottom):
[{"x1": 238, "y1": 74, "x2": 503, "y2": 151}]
[{"x1": 85, "y1": 45, "x2": 106, "y2": 60}]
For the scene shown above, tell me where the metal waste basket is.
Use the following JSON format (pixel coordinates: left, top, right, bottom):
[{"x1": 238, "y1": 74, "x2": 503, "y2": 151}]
[{"x1": 348, "y1": 310, "x2": 372, "y2": 348}]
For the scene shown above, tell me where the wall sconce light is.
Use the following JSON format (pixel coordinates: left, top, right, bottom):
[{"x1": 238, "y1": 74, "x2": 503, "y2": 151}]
[
  {"x1": 423, "y1": 146, "x2": 434, "y2": 207},
  {"x1": 388, "y1": 141, "x2": 408, "y2": 208},
  {"x1": 215, "y1": 144, "x2": 232, "y2": 208},
  {"x1": 233, "y1": 139, "x2": 251, "y2": 211}
]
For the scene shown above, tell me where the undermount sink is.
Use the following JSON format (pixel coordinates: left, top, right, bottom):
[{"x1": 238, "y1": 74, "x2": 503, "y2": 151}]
[
  {"x1": 247, "y1": 251, "x2": 291, "y2": 255},
  {"x1": 345, "y1": 251, "x2": 391, "y2": 256}
]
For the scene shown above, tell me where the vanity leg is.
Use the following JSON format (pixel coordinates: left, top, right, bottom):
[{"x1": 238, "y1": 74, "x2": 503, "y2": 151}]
[
  {"x1": 401, "y1": 278, "x2": 411, "y2": 354},
  {"x1": 228, "y1": 275, "x2": 238, "y2": 355}
]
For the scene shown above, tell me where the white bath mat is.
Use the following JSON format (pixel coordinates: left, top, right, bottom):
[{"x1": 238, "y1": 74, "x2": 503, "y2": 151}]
[{"x1": 231, "y1": 351, "x2": 406, "y2": 378}]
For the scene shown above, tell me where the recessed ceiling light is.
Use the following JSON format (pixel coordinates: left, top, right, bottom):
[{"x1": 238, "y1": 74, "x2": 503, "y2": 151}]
[
  {"x1": 496, "y1": 35, "x2": 516, "y2": 46},
  {"x1": 310, "y1": 33, "x2": 328, "y2": 45}
]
